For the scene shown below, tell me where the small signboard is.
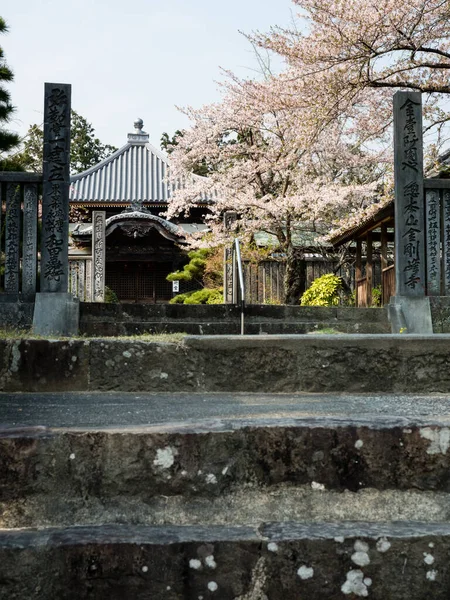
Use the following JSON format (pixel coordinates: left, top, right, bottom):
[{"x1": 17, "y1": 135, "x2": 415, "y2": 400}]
[{"x1": 172, "y1": 280, "x2": 180, "y2": 293}]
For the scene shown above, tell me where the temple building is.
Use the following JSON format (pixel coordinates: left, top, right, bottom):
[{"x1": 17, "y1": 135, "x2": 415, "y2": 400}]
[{"x1": 69, "y1": 119, "x2": 209, "y2": 303}]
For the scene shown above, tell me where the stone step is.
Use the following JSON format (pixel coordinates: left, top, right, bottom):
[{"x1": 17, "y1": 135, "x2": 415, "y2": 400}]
[
  {"x1": 0, "y1": 521, "x2": 448, "y2": 599},
  {"x1": 80, "y1": 320, "x2": 390, "y2": 336},
  {"x1": 2, "y1": 413, "x2": 450, "y2": 528},
  {"x1": 1, "y1": 334, "x2": 450, "y2": 393},
  {"x1": 80, "y1": 304, "x2": 390, "y2": 336}
]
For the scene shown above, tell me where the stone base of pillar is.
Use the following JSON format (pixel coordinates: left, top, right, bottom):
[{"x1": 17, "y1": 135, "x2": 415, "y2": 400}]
[
  {"x1": 32, "y1": 293, "x2": 79, "y2": 337},
  {"x1": 388, "y1": 295, "x2": 433, "y2": 334}
]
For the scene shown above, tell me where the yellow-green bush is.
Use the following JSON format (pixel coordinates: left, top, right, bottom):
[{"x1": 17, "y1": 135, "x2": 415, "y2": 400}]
[{"x1": 300, "y1": 274, "x2": 343, "y2": 307}]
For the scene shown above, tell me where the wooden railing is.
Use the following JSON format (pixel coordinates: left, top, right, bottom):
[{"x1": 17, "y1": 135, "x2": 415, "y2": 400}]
[{"x1": 382, "y1": 265, "x2": 395, "y2": 306}]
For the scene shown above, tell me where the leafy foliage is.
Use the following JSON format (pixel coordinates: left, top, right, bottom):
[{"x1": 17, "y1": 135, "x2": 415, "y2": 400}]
[
  {"x1": 170, "y1": 288, "x2": 223, "y2": 305},
  {"x1": 300, "y1": 274, "x2": 343, "y2": 307},
  {"x1": 166, "y1": 248, "x2": 211, "y2": 286},
  {"x1": 0, "y1": 18, "x2": 20, "y2": 155}
]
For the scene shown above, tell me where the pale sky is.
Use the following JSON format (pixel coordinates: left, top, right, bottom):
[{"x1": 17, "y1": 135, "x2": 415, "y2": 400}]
[{"x1": 2, "y1": 0, "x2": 295, "y2": 151}]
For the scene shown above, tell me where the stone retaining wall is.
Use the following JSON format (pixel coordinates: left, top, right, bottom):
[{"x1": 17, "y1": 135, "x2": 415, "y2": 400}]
[{"x1": 1, "y1": 334, "x2": 450, "y2": 393}]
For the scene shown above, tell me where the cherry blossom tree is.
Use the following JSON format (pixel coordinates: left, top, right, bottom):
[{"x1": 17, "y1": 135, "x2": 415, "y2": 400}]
[
  {"x1": 167, "y1": 74, "x2": 385, "y2": 303},
  {"x1": 252, "y1": 0, "x2": 450, "y2": 151}
]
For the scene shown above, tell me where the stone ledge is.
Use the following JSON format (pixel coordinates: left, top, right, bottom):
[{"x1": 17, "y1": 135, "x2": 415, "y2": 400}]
[{"x1": 1, "y1": 522, "x2": 449, "y2": 599}]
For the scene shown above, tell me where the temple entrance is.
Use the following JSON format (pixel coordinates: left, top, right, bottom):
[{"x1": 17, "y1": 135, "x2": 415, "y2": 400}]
[{"x1": 106, "y1": 261, "x2": 173, "y2": 303}]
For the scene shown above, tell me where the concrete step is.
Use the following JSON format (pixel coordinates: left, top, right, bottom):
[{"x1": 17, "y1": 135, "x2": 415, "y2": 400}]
[
  {"x1": 1, "y1": 334, "x2": 450, "y2": 393},
  {"x1": 2, "y1": 411, "x2": 450, "y2": 528},
  {"x1": 1, "y1": 521, "x2": 449, "y2": 599}
]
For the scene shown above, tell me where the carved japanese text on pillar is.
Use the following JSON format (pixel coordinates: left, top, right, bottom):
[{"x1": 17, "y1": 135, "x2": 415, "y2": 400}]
[
  {"x1": 444, "y1": 191, "x2": 450, "y2": 295},
  {"x1": 92, "y1": 211, "x2": 106, "y2": 302},
  {"x1": 41, "y1": 83, "x2": 71, "y2": 292},
  {"x1": 425, "y1": 189, "x2": 441, "y2": 295},
  {"x1": 393, "y1": 92, "x2": 425, "y2": 296},
  {"x1": 4, "y1": 184, "x2": 21, "y2": 294},
  {"x1": 22, "y1": 184, "x2": 38, "y2": 297}
]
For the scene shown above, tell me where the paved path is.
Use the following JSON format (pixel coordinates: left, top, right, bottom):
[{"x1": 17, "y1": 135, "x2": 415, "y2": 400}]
[{"x1": 0, "y1": 392, "x2": 450, "y2": 428}]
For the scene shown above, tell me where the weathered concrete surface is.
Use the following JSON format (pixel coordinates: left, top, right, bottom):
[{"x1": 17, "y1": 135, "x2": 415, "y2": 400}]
[
  {"x1": 3, "y1": 335, "x2": 450, "y2": 392},
  {"x1": 1, "y1": 522, "x2": 450, "y2": 599},
  {"x1": 3, "y1": 418, "x2": 450, "y2": 528},
  {"x1": 0, "y1": 339, "x2": 89, "y2": 392},
  {"x1": 2, "y1": 391, "x2": 450, "y2": 428},
  {"x1": 80, "y1": 303, "x2": 391, "y2": 336}
]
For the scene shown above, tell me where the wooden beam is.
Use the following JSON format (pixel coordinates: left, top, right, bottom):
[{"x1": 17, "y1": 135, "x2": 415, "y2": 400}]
[
  {"x1": 366, "y1": 232, "x2": 373, "y2": 307},
  {"x1": 356, "y1": 240, "x2": 362, "y2": 307},
  {"x1": 380, "y1": 224, "x2": 388, "y2": 271}
]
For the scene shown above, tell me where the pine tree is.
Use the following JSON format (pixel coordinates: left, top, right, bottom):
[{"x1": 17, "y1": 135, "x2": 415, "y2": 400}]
[{"x1": 0, "y1": 17, "x2": 19, "y2": 155}]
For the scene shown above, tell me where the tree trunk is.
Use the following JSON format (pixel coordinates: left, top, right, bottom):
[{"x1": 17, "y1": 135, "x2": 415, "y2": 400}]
[{"x1": 283, "y1": 246, "x2": 306, "y2": 304}]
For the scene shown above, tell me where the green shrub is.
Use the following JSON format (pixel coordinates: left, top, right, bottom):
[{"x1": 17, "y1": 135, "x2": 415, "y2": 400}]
[
  {"x1": 371, "y1": 285, "x2": 382, "y2": 307},
  {"x1": 104, "y1": 286, "x2": 119, "y2": 303},
  {"x1": 300, "y1": 274, "x2": 343, "y2": 307},
  {"x1": 170, "y1": 288, "x2": 223, "y2": 305}
]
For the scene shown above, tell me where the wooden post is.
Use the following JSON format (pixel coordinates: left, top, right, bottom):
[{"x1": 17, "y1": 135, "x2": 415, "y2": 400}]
[
  {"x1": 355, "y1": 239, "x2": 362, "y2": 307},
  {"x1": 380, "y1": 224, "x2": 388, "y2": 271},
  {"x1": 366, "y1": 232, "x2": 373, "y2": 307}
]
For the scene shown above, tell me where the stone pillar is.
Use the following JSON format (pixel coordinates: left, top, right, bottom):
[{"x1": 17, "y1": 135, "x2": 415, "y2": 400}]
[
  {"x1": 4, "y1": 183, "x2": 21, "y2": 294},
  {"x1": 425, "y1": 189, "x2": 441, "y2": 295},
  {"x1": 223, "y1": 211, "x2": 237, "y2": 304},
  {"x1": 442, "y1": 190, "x2": 450, "y2": 296},
  {"x1": 85, "y1": 259, "x2": 93, "y2": 302},
  {"x1": 33, "y1": 82, "x2": 79, "y2": 336},
  {"x1": 393, "y1": 91, "x2": 425, "y2": 296},
  {"x1": 40, "y1": 83, "x2": 71, "y2": 293},
  {"x1": 390, "y1": 91, "x2": 432, "y2": 333},
  {"x1": 22, "y1": 183, "x2": 38, "y2": 299},
  {"x1": 92, "y1": 211, "x2": 106, "y2": 302}
]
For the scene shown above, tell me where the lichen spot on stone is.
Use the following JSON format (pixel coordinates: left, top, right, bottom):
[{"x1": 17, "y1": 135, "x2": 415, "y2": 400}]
[
  {"x1": 341, "y1": 570, "x2": 369, "y2": 597},
  {"x1": 69, "y1": 453, "x2": 76, "y2": 460},
  {"x1": 267, "y1": 542, "x2": 278, "y2": 553},
  {"x1": 153, "y1": 446, "x2": 177, "y2": 469},
  {"x1": 423, "y1": 553, "x2": 435, "y2": 565},
  {"x1": 205, "y1": 473, "x2": 217, "y2": 485},
  {"x1": 207, "y1": 582, "x2": 218, "y2": 592},
  {"x1": 363, "y1": 578, "x2": 372, "y2": 587},
  {"x1": 311, "y1": 481, "x2": 325, "y2": 491},
  {"x1": 376, "y1": 537, "x2": 391, "y2": 553},
  {"x1": 352, "y1": 541, "x2": 370, "y2": 567},
  {"x1": 419, "y1": 427, "x2": 450, "y2": 455},
  {"x1": 426, "y1": 570, "x2": 438, "y2": 581},
  {"x1": 354, "y1": 439, "x2": 364, "y2": 449},
  {"x1": 297, "y1": 565, "x2": 314, "y2": 580},
  {"x1": 160, "y1": 372, "x2": 169, "y2": 379},
  {"x1": 166, "y1": 586, "x2": 171, "y2": 590},
  {"x1": 122, "y1": 350, "x2": 132, "y2": 358},
  {"x1": 141, "y1": 566, "x2": 148, "y2": 573},
  {"x1": 222, "y1": 466, "x2": 229, "y2": 475},
  {"x1": 189, "y1": 559, "x2": 202, "y2": 570},
  {"x1": 429, "y1": 542, "x2": 435, "y2": 548},
  {"x1": 205, "y1": 555, "x2": 217, "y2": 569},
  {"x1": 334, "y1": 536, "x2": 345, "y2": 544}
]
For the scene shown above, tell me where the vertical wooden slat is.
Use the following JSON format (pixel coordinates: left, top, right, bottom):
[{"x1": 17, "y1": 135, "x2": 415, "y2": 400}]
[
  {"x1": 381, "y1": 224, "x2": 388, "y2": 271},
  {"x1": 4, "y1": 183, "x2": 21, "y2": 294},
  {"x1": 355, "y1": 239, "x2": 362, "y2": 307},
  {"x1": 366, "y1": 232, "x2": 373, "y2": 306}
]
